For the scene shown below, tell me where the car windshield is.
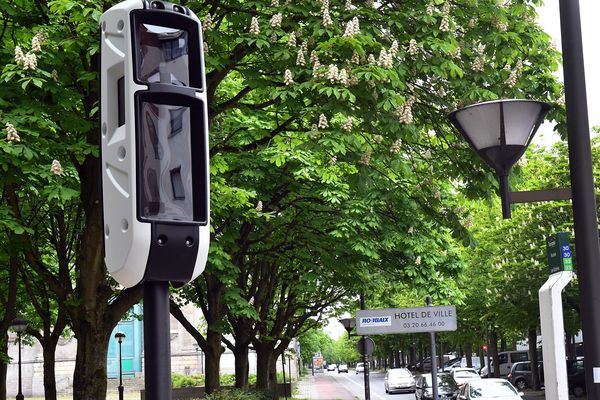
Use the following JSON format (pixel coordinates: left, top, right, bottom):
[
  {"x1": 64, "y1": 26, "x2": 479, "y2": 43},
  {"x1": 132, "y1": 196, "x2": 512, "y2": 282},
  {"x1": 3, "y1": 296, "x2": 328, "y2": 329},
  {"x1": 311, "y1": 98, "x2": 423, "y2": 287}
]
[
  {"x1": 389, "y1": 369, "x2": 412, "y2": 378},
  {"x1": 357, "y1": 363, "x2": 364, "y2": 367},
  {"x1": 469, "y1": 381, "x2": 518, "y2": 397},
  {"x1": 422, "y1": 374, "x2": 457, "y2": 389}
]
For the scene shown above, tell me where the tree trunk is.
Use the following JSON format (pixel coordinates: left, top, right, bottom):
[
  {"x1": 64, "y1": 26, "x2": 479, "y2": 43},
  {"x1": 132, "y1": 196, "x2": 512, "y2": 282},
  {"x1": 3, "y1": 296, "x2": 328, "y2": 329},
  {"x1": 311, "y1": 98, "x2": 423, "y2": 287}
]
[
  {"x1": 490, "y1": 329, "x2": 500, "y2": 378},
  {"x1": 43, "y1": 346, "x2": 58, "y2": 400},
  {"x1": 529, "y1": 328, "x2": 541, "y2": 390},
  {"x1": 0, "y1": 335, "x2": 7, "y2": 400},
  {"x1": 255, "y1": 342, "x2": 275, "y2": 391},
  {"x1": 204, "y1": 328, "x2": 223, "y2": 394},
  {"x1": 465, "y1": 343, "x2": 473, "y2": 368},
  {"x1": 72, "y1": 327, "x2": 111, "y2": 400},
  {"x1": 479, "y1": 347, "x2": 485, "y2": 373},
  {"x1": 233, "y1": 345, "x2": 249, "y2": 388}
]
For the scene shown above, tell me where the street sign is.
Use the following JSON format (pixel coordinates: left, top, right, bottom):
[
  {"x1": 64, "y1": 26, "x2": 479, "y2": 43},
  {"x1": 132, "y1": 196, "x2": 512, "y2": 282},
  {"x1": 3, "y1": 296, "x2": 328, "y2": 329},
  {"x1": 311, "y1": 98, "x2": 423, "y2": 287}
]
[
  {"x1": 356, "y1": 337, "x2": 375, "y2": 356},
  {"x1": 547, "y1": 232, "x2": 573, "y2": 274},
  {"x1": 356, "y1": 306, "x2": 457, "y2": 335}
]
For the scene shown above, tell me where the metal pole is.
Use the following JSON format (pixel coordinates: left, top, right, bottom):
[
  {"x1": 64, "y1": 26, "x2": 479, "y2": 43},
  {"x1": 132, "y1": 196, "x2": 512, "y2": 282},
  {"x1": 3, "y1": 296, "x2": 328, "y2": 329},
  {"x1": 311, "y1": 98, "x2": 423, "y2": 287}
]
[
  {"x1": 282, "y1": 354, "x2": 288, "y2": 400},
  {"x1": 118, "y1": 340, "x2": 124, "y2": 400},
  {"x1": 288, "y1": 355, "x2": 292, "y2": 386},
  {"x1": 558, "y1": 1, "x2": 600, "y2": 398},
  {"x1": 143, "y1": 281, "x2": 172, "y2": 400},
  {"x1": 426, "y1": 297, "x2": 438, "y2": 400},
  {"x1": 485, "y1": 321, "x2": 491, "y2": 378},
  {"x1": 360, "y1": 293, "x2": 371, "y2": 400},
  {"x1": 16, "y1": 332, "x2": 23, "y2": 400}
]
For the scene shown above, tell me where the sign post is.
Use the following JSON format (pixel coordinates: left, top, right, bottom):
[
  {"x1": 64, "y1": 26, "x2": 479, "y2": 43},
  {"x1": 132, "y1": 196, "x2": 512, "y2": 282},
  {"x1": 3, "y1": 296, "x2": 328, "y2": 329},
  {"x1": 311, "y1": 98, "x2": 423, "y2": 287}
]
[{"x1": 540, "y1": 233, "x2": 574, "y2": 400}]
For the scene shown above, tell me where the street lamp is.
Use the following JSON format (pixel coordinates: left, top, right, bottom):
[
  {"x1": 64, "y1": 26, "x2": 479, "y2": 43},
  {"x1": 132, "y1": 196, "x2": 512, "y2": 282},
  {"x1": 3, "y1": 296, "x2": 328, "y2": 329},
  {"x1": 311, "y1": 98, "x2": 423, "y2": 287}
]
[
  {"x1": 447, "y1": 2, "x2": 600, "y2": 396},
  {"x1": 339, "y1": 318, "x2": 356, "y2": 335},
  {"x1": 114, "y1": 331, "x2": 126, "y2": 400},
  {"x1": 10, "y1": 317, "x2": 27, "y2": 400},
  {"x1": 447, "y1": 99, "x2": 551, "y2": 219}
]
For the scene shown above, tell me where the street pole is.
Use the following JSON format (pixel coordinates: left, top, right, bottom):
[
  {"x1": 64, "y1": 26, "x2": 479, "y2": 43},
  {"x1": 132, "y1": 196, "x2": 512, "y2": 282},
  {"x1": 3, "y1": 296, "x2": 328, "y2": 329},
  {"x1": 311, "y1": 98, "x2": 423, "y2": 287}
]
[
  {"x1": 426, "y1": 297, "x2": 438, "y2": 400},
  {"x1": 282, "y1": 354, "x2": 288, "y2": 400},
  {"x1": 485, "y1": 322, "x2": 492, "y2": 379},
  {"x1": 558, "y1": 1, "x2": 600, "y2": 397},
  {"x1": 17, "y1": 331, "x2": 23, "y2": 400},
  {"x1": 118, "y1": 338, "x2": 124, "y2": 400},
  {"x1": 143, "y1": 282, "x2": 172, "y2": 400},
  {"x1": 360, "y1": 293, "x2": 371, "y2": 400}
]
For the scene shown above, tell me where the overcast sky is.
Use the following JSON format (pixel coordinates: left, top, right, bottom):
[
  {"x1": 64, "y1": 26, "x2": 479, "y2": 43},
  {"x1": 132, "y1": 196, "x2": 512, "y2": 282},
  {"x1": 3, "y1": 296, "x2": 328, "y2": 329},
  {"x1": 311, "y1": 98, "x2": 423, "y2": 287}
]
[{"x1": 533, "y1": 0, "x2": 599, "y2": 146}]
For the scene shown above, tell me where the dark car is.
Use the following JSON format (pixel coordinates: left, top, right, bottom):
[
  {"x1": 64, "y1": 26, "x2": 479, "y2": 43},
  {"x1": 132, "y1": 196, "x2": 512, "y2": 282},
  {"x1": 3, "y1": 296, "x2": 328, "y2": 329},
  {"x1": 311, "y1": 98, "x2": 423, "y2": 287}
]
[
  {"x1": 415, "y1": 373, "x2": 459, "y2": 399},
  {"x1": 567, "y1": 359, "x2": 585, "y2": 398},
  {"x1": 507, "y1": 361, "x2": 543, "y2": 390}
]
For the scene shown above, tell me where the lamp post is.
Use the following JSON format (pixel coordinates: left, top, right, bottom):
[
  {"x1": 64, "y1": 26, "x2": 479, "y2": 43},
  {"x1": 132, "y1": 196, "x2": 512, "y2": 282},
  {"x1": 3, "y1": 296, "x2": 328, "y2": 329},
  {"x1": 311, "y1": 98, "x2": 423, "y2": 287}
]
[
  {"x1": 10, "y1": 317, "x2": 27, "y2": 400},
  {"x1": 114, "y1": 332, "x2": 126, "y2": 400},
  {"x1": 447, "y1": 1, "x2": 600, "y2": 394}
]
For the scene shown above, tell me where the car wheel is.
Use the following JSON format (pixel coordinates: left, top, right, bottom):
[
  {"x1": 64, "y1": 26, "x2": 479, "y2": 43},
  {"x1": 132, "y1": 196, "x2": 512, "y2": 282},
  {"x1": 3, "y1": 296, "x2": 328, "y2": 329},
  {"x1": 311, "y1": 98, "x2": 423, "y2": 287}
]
[
  {"x1": 572, "y1": 385, "x2": 585, "y2": 398},
  {"x1": 515, "y1": 378, "x2": 528, "y2": 391},
  {"x1": 385, "y1": 387, "x2": 389, "y2": 394}
]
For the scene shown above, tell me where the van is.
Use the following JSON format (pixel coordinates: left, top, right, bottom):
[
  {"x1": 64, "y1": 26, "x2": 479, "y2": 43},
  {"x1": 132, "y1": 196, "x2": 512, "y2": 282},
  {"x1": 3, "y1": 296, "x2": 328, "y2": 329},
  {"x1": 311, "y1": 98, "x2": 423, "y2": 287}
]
[{"x1": 480, "y1": 350, "x2": 529, "y2": 377}]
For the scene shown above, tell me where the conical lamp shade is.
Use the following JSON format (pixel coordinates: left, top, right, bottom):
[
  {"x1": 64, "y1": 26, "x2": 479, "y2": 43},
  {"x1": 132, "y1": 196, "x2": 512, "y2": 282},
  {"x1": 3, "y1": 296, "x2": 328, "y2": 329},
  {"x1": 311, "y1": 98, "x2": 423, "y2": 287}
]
[{"x1": 448, "y1": 99, "x2": 551, "y2": 175}]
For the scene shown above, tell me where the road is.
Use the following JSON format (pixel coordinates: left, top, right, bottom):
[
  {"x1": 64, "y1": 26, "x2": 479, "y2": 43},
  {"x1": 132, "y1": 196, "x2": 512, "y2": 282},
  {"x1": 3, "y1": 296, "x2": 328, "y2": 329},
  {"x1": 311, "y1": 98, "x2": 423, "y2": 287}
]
[{"x1": 301, "y1": 368, "x2": 416, "y2": 400}]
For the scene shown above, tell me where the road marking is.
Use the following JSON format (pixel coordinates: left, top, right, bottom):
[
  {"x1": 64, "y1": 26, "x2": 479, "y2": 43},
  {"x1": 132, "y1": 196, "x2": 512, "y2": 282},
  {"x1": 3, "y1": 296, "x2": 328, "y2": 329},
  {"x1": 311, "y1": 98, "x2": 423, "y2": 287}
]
[{"x1": 338, "y1": 374, "x2": 387, "y2": 400}]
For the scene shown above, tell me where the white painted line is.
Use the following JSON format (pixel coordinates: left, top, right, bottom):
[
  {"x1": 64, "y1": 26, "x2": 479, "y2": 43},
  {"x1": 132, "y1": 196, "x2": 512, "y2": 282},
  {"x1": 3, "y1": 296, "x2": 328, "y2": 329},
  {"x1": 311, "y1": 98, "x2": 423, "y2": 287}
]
[{"x1": 338, "y1": 374, "x2": 387, "y2": 400}]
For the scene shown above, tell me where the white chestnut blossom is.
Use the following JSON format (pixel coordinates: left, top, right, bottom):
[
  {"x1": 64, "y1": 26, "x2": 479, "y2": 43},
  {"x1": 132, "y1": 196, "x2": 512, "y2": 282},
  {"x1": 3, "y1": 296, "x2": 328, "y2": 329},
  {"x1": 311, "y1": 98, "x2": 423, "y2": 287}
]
[
  {"x1": 51, "y1": 69, "x2": 58, "y2": 81},
  {"x1": 5, "y1": 122, "x2": 20, "y2": 143},
  {"x1": 322, "y1": 8, "x2": 333, "y2": 27},
  {"x1": 341, "y1": 116, "x2": 353, "y2": 132},
  {"x1": 343, "y1": 17, "x2": 360, "y2": 37},
  {"x1": 310, "y1": 50, "x2": 319, "y2": 65},
  {"x1": 358, "y1": 150, "x2": 372, "y2": 165},
  {"x1": 367, "y1": 54, "x2": 376, "y2": 65},
  {"x1": 415, "y1": 255, "x2": 422, "y2": 265},
  {"x1": 287, "y1": 32, "x2": 297, "y2": 47},
  {"x1": 337, "y1": 68, "x2": 349, "y2": 86},
  {"x1": 351, "y1": 51, "x2": 360, "y2": 64},
  {"x1": 23, "y1": 52, "x2": 37, "y2": 70},
  {"x1": 255, "y1": 200, "x2": 263, "y2": 212},
  {"x1": 271, "y1": 0, "x2": 279, "y2": 6},
  {"x1": 557, "y1": 94, "x2": 565, "y2": 107},
  {"x1": 439, "y1": 14, "x2": 450, "y2": 32},
  {"x1": 283, "y1": 69, "x2": 294, "y2": 85},
  {"x1": 14, "y1": 46, "x2": 25, "y2": 65},
  {"x1": 249, "y1": 17, "x2": 260, "y2": 35},
  {"x1": 330, "y1": 156, "x2": 337, "y2": 165},
  {"x1": 270, "y1": 13, "x2": 282, "y2": 28},
  {"x1": 326, "y1": 64, "x2": 339, "y2": 82},
  {"x1": 203, "y1": 42, "x2": 209, "y2": 55},
  {"x1": 51, "y1": 160, "x2": 63, "y2": 175},
  {"x1": 377, "y1": 48, "x2": 393, "y2": 68},
  {"x1": 426, "y1": 4, "x2": 435, "y2": 16},
  {"x1": 373, "y1": 135, "x2": 383, "y2": 144},
  {"x1": 31, "y1": 35, "x2": 42, "y2": 52},
  {"x1": 390, "y1": 139, "x2": 402, "y2": 154},
  {"x1": 312, "y1": 60, "x2": 323, "y2": 78},
  {"x1": 296, "y1": 50, "x2": 306, "y2": 66},
  {"x1": 472, "y1": 56, "x2": 484, "y2": 72},
  {"x1": 408, "y1": 226, "x2": 414, "y2": 234},
  {"x1": 408, "y1": 39, "x2": 419, "y2": 56},
  {"x1": 345, "y1": 0, "x2": 352, "y2": 11},
  {"x1": 203, "y1": 13, "x2": 213, "y2": 31},
  {"x1": 318, "y1": 114, "x2": 329, "y2": 129},
  {"x1": 270, "y1": 33, "x2": 278, "y2": 43},
  {"x1": 389, "y1": 40, "x2": 399, "y2": 57}
]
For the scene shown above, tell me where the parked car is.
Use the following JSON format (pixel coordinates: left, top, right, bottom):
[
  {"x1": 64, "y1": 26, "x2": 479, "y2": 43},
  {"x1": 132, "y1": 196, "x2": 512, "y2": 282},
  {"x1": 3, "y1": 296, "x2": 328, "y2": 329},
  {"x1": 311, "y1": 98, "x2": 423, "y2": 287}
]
[
  {"x1": 480, "y1": 351, "x2": 530, "y2": 377},
  {"x1": 356, "y1": 362, "x2": 365, "y2": 374},
  {"x1": 451, "y1": 368, "x2": 481, "y2": 386},
  {"x1": 338, "y1": 364, "x2": 349, "y2": 373},
  {"x1": 456, "y1": 379, "x2": 523, "y2": 400},
  {"x1": 567, "y1": 358, "x2": 585, "y2": 397},
  {"x1": 419, "y1": 355, "x2": 455, "y2": 372},
  {"x1": 507, "y1": 361, "x2": 543, "y2": 390},
  {"x1": 384, "y1": 368, "x2": 415, "y2": 394},
  {"x1": 415, "y1": 373, "x2": 459, "y2": 399},
  {"x1": 326, "y1": 363, "x2": 337, "y2": 371}
]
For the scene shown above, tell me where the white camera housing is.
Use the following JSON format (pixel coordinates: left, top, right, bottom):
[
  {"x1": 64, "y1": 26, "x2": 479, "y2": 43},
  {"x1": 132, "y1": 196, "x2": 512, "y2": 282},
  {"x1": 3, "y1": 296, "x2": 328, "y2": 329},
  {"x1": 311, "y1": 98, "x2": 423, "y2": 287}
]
[{"x1": 100, "y1": 0, "x2": 209, "y2": 288}]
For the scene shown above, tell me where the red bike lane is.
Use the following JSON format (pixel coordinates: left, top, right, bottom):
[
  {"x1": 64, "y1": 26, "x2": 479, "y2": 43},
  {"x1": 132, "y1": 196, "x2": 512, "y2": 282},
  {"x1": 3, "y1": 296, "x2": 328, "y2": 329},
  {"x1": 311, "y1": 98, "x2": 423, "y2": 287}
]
[{"x1": 311, "y1": 373, "x2": 359, "y2": 399}]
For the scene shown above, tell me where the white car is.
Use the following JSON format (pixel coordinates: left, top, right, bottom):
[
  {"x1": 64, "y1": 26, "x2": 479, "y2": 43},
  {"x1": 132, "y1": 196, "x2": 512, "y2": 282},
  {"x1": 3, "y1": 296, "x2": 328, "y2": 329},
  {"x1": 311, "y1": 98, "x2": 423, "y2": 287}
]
[
  {"x1": 452, "y1": 368, "x2": 482, "y2": 386},
  {"x1": 457, "y1": 379, "x2": 524, "y2": 400},
  {"x1": 338, "y1": 364, "x2": 348, "y2": 373},
  {"x1": 384, "y1": 368, "x2": 415, "y2": 394},
  {"x1": 327, "y1": 364, "x2": 337, "y2": 371},
  {"x1": 356, "y1": 362, "x2": 365, "y2": 374}
]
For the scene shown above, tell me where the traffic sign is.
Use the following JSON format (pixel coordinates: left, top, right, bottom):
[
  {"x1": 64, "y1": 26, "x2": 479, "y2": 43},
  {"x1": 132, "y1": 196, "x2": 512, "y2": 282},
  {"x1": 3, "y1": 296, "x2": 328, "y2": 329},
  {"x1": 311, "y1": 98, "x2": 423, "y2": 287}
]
[
  {"x1": 356, "y1": 306, "x2": 457, "y2": 335},
  {"x1": 547, "y1": 232, "x2": 573, "y2": 274},
  {"x1": 356, "y1": 337, "x2": 375, "y2": 356}
]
